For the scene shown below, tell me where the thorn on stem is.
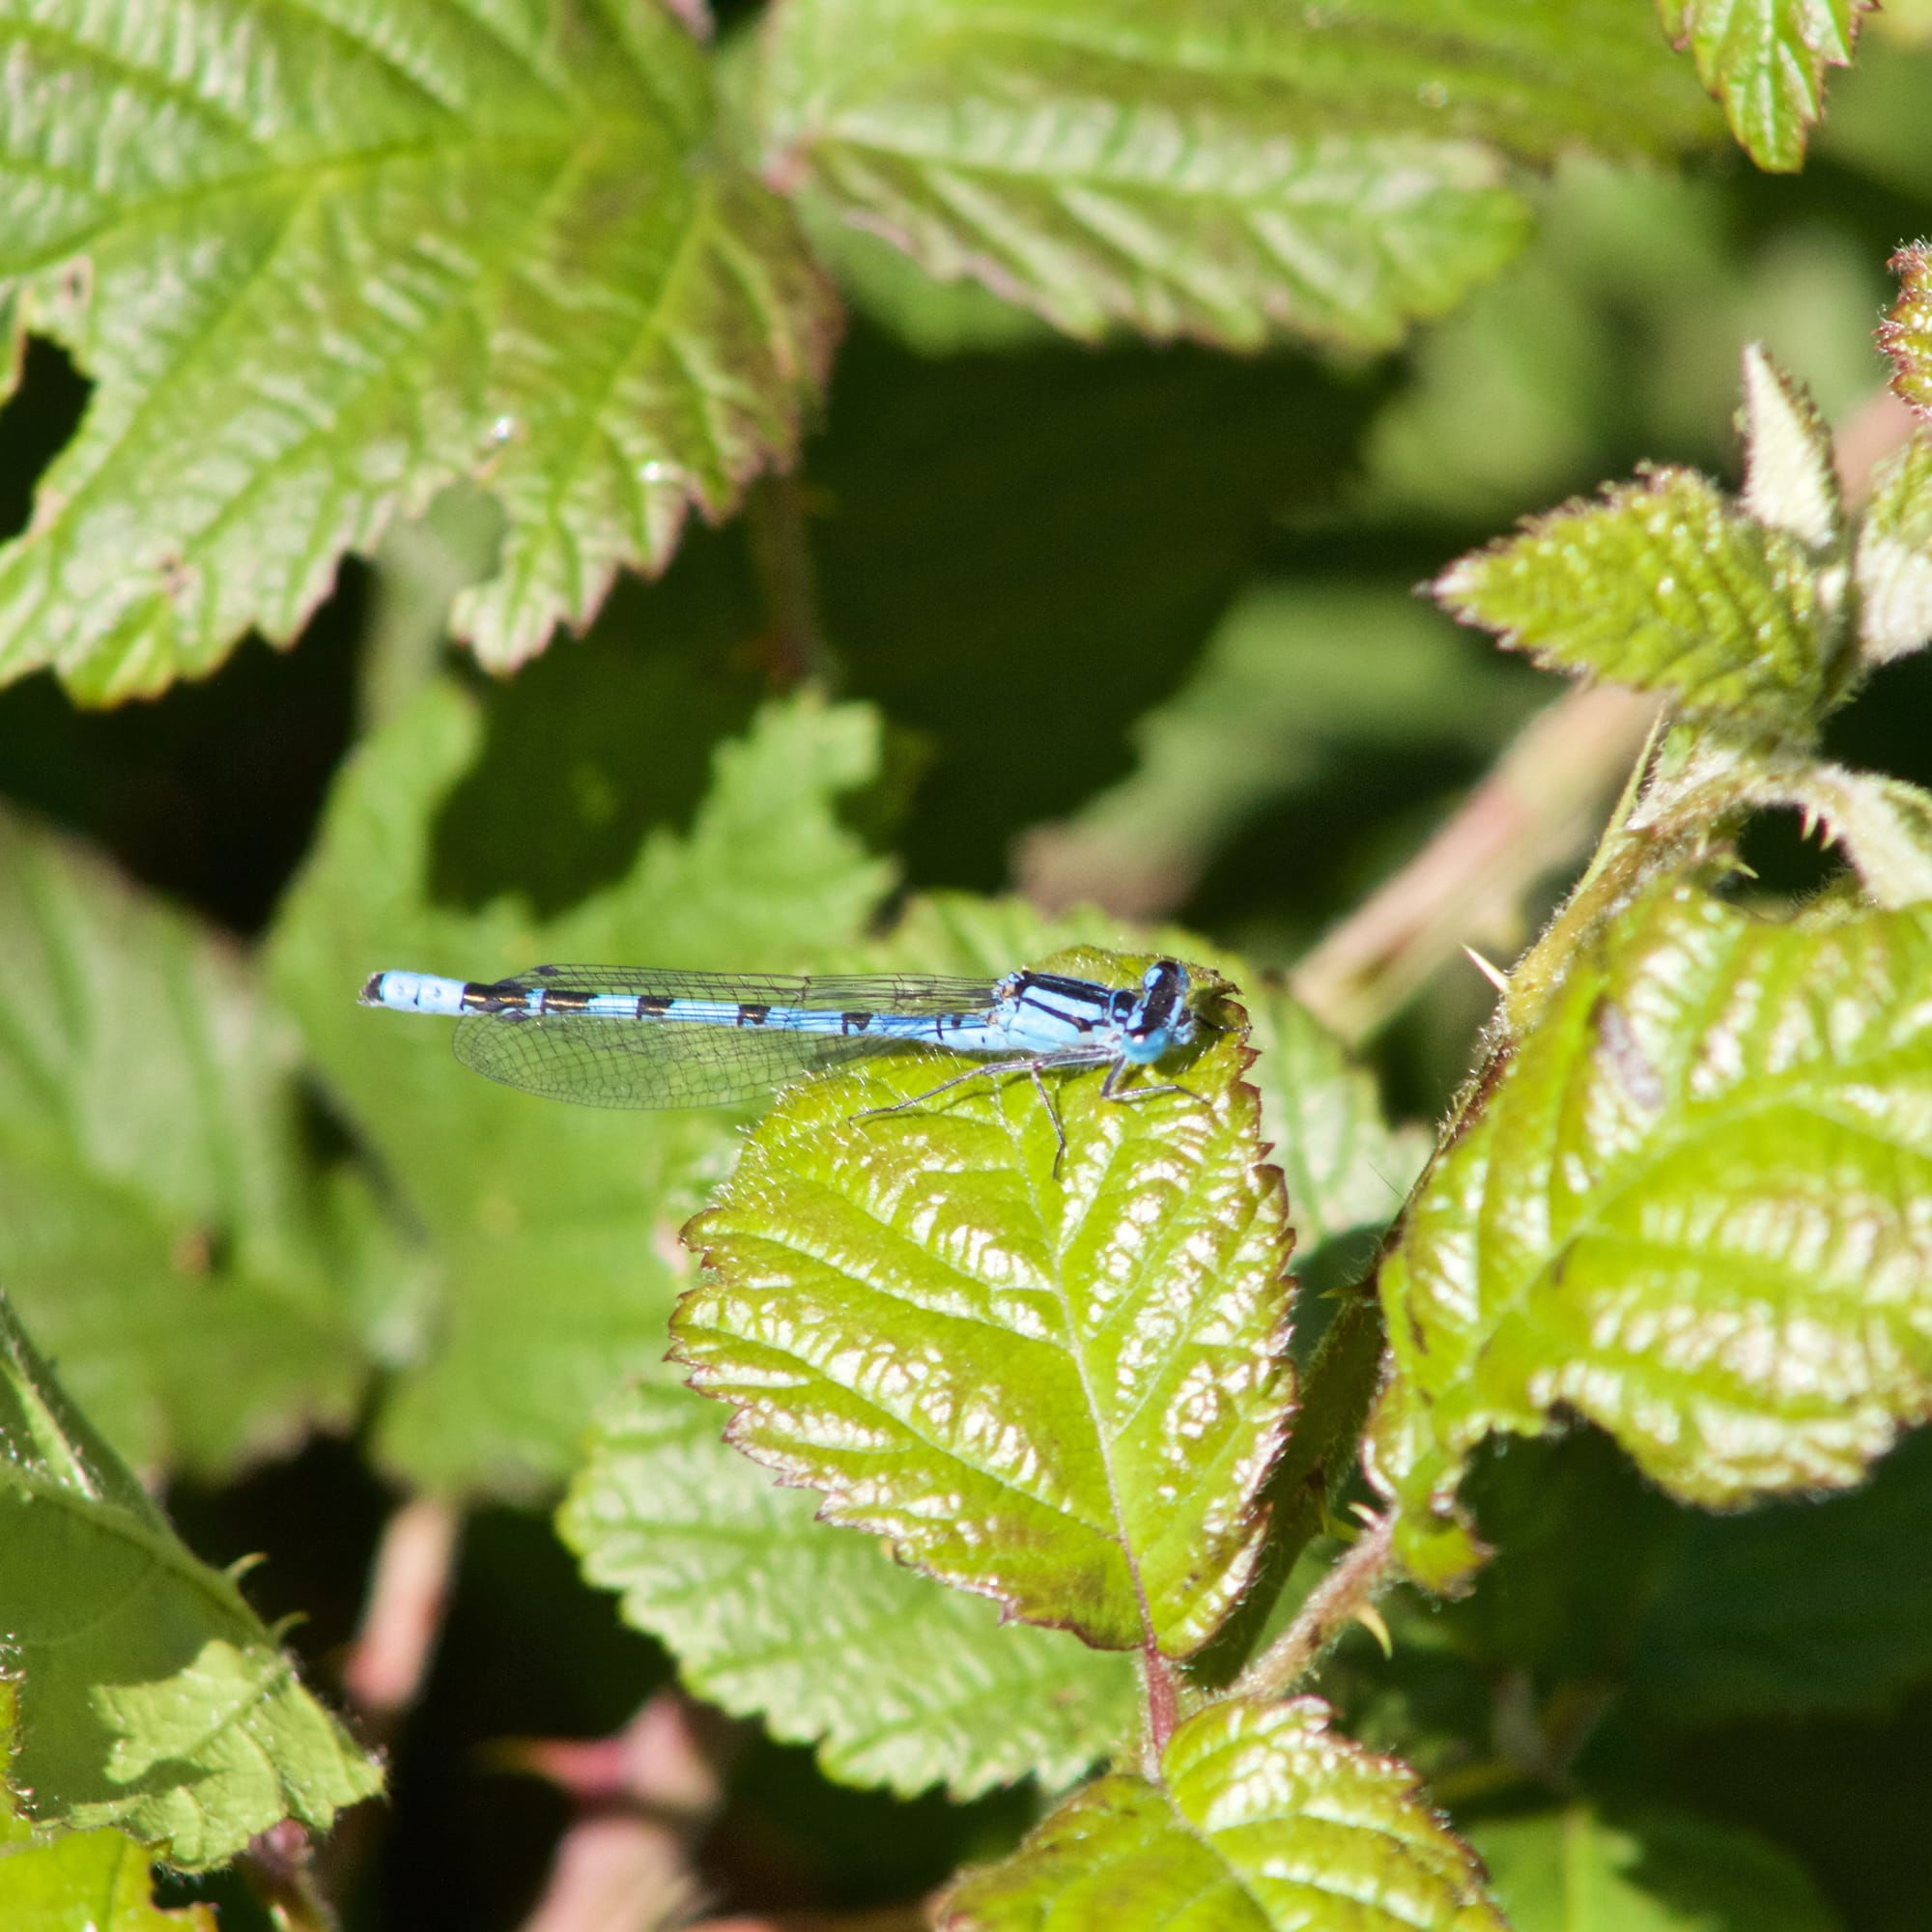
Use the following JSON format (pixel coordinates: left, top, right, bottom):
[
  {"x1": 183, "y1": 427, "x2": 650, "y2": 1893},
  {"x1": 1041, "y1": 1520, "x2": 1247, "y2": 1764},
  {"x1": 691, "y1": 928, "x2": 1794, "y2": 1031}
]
[{"x1": 1462, "y1": 946, "x2": 1511, "y2": 996}]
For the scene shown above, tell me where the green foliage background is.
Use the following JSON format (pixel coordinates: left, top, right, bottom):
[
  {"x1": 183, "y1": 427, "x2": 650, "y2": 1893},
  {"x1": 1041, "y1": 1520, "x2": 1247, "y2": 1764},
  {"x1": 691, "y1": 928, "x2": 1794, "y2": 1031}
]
[{"x1": 0, "y1": 1, "x2": 1930, "y2": 1927}]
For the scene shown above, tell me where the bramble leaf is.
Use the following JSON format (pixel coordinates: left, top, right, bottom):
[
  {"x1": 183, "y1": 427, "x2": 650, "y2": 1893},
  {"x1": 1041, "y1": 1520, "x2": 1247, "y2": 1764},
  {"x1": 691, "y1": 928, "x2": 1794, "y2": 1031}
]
[
  {"x1": 940, "y1": 1697, "x2": 1504, "y2": 1932},
  {"x1": 1660, "y1": 0, "x2": 1869, "y2": 172},
  {"x1": 0, "y1": 0, "x2": 834, "y2": 699},
  {"x1": 560, "y1": 1370, "x2": 1138, "y2": 1798},
  {"x1": 1469, "y1": 1804, "x2": 1841, "y2": 1931},
  {"x1": 752, "y1": 0, "x2": 1713, "y2": 352},
  {"x1": 1435, "y1": 466, "x2": 1831, "y2": 737},
  {"x1": 0, "y1": 809, "x2": 363, "y2": 1475},
  {"x1": 675, "y1": 947, "x2": 1293, "y2": 1656},
  {"x1": 1742, "y1": 760, "x2": 1932, "y2": 909},
  {"x1": 0, "y1": 1697, "x2": 218, "y2": 1932},
  {"x1": 0, "y1": 1294, "x2": 380, "y2": 1868},
  {"x1": 269, "y1": 681, "x2": 891, "y2": 1493},
  {"x1": 1883, "y1": 242, "x2": 1932, "y2": 417},
  {"x1": 1853, "y1": 432, "x2": 1932, "y2": 664},
  {"x1": 1739, "y1": 343, "x2": 1841, "y2": 552},
  {"x1": 1371, "y1": 885, "x2": 1932, "y2": 1590}
]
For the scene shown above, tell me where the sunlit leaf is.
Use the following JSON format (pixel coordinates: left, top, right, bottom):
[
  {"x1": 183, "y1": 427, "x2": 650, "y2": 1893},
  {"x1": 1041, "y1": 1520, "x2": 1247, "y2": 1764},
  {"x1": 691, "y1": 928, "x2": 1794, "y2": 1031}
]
[
  {"x1": 1435, "y1": 466, "x2": 1831, "y2": 738},
  {"x1": 0, "y1": 1295, "x2": 380, "y2": 1868},
  {"x1": 1660, "y1": 0, "x2": 1869, "y2": 172},
  {"x1": 1469, "y1": 1804, "x2": 1841, "y2": 1931},
  {"x1": 269, "y1": 680, "x2": 891, "y2": 1493},
  {"x1": 0, "y1": 0, "x2": 834, "y2": 699},
  {"x1": 753, "y1": 0, "x2": 1713, "y2": 352},
  {"x1": 941, "y1": 1696, "x2": 1503, "y2": 1932},
  {"x1": 1371, "y1": 884, "x2": 1932, "y2": 1590},
  {"x1": 0, "y1": 1708, "x2": 217, "y2": 1932},
  {"x1": 676, "y1": 946, "x2": 1293, "y2": 1656},
  {"x1": 1853, "y1": 431, "x2": 1932, "y2": 664},
  {"x1": 1739, "y1": 343, "x2": 1842, "y2": 551},
  {"x1": 0, "y1": 809, "x2": 363, "y2": 1475},
  {"x1": 560, "y1": 1370, "x2": 1138, "y2": 1798}
]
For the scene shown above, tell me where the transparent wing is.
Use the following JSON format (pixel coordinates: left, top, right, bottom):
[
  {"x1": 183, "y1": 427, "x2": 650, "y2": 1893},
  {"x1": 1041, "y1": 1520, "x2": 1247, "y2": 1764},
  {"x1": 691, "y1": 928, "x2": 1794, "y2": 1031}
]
[
  {"x1": 450, "y1": 965, "x2": 1000, "y2": 1110},
  {"x1": 497, "y1": 965, "x2": 1000, "y2": 1012}
]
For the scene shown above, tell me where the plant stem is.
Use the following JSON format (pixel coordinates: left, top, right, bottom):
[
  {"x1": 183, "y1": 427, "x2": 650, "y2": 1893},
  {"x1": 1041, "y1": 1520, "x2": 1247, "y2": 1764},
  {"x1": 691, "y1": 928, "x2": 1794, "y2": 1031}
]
[
  {"x1": 341, "y1": 1494, "x2": 463, "y2": 1741},
  {"x1": 1188, "y1": 1286, "x2": 1388, "y2": 1690},
  {"x1": 1291, "y1": 684, "x2": 1662, "y2": 1045},
  {"x1": 1233, "y1": 1513, "x2": 1396, "y2": 1703},
  {"x1": 1142, "y1": 1646, "x2": 1179, "y2": 1763},
  {"x1": 745, "y1": 470, "x2": 838, "y2": 690}
]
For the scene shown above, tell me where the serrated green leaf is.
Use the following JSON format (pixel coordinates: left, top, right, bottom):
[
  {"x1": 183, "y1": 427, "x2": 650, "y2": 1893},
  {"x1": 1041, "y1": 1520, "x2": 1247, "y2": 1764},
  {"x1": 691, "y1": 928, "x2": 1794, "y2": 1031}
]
[
  {"x1": 753, "y1": 0, "x2": 1713, "y2": 352},
  {"x1": 0, "y1": 0, "x2": 834, "y2": 700},
  {"x1": 941, "y1": 1696, "x2": 1504, "y2": 1932},
  {"x1": 1853, "y1": 431, "x2": 1932, "y2": 663},
  {"x1": 1469, "y1": 1804, "x2": 1841, "y2": 1931},
  {"x1": 0, "y1": 1293, "x2": 381, "y2": 1869},
  {"x1": 1435, "y1": 466, "x2": 1831, "y2": 738},
  {"x1": 0, "y1": 809, "x2": 363, "y2": 1475},
  {"x1": 853, "y1": 895, "x2": 1427, "y2": 1279},
  {"x1": 676, "y1": 947, "x2": 1293, "y2": 1656},
  {"x1": 1739, "y1": 343, "x2": 1842, "y2": 550},
  {"x1": 1744, "y1": 759, "x2": 1932, "y2": 908},
  {"x1": 0, "y1": 1709, "x2": 216, "y2": 1932},
  {"x1": 1660, "y1": 0, "x2": 1868, "y2": 171},
  {"x1": 268, "y1": 680, "x2": 892, "y2": 1494},
  {"x1": 1371, "y1": 885, "x2": 1932, "y2": 1590},
  {"x1": 1629, "y1": 1425, "x2": 1932, "y2": 1721},
  {"x1": 1882, "y1": 242, "x2": 1932, "y2": 417},
  {"x1": 560, "y1": 1371, "x2": 1138, "y2": 1799},
  {"x1": 0, "y1": 1718, "x2": 217, "y2": 1932}
]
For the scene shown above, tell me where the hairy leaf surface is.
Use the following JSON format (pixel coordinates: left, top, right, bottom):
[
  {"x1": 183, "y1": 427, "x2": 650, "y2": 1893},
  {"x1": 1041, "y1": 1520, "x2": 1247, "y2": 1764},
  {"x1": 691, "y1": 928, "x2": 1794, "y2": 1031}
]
[
  {"x1": 941, "y1": 1697, "x2": 1503, "y2": 1932},
  {"x1": 676, "y1": 947, "x2": 1293, "y2": 1656},
  {"x1": 560, "y1": 1371, "x2": 1138, "y2": 1797},
  {"x1": 0, "y1": 0, "x2": 833, "y2": 697},
  {"x1": 753, "y1": 0, "x2": 1712, "y2": 351},
  {"x1": 1372, "y1": 885, "x2": 1932, "y2": 1588},
  {"x1": 1854, "y1": 432, "x2": 1932, "y2": 665},
  {"x1": 1435, "y1": 467, "x2": 1830, "y2": 737},
  {"x1": 1661, "y1": 0, "x2": 1869, "y2": 171},
  {"x1": 0, "y1": 1297, "x2": 379, "y2": 1867}
]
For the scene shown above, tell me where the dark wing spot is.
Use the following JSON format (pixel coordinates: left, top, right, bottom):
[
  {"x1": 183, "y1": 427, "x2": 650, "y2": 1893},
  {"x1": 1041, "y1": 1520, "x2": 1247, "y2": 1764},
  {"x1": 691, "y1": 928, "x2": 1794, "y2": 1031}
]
[
  {"x1": 535, "y1": 964, "x2": 561, "y2": 978},
  {"x1": 841, "y1": 1011, "x2": 871, "y2": 1034}
]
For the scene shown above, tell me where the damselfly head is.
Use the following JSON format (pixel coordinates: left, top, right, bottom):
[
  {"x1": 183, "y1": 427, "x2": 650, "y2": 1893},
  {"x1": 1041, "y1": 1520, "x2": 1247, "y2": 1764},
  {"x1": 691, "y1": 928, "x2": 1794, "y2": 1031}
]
[{"x1": 1123, "y1": 958, "x2": 1195, "y2": 1057}]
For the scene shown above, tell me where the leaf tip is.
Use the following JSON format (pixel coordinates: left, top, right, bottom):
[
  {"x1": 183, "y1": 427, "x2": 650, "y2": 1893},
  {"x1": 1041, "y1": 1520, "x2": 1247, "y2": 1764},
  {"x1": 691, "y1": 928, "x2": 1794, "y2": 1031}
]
[{"x1": 1738, "y1": 342, "x2": 1841, "y2": 551}]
